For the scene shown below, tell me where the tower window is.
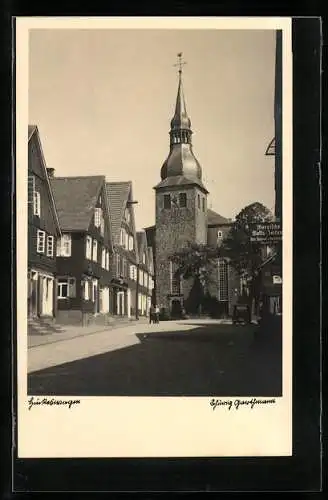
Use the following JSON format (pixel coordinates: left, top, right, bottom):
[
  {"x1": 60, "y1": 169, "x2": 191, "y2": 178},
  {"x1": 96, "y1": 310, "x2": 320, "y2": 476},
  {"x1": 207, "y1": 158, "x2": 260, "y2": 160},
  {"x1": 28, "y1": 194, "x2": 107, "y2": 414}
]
[
  {"x1": 179, "y1": 193, "x2": 187, "y2": 207},
  {"x1": 164, "y1": 194, "x2": 171, "y2": 209},
  {"x1": 202, "y1": 197, "x2": 205, "y2": 212},
  {"x1": 198, "y1": 194, "x2": 200, "y2": 209}
]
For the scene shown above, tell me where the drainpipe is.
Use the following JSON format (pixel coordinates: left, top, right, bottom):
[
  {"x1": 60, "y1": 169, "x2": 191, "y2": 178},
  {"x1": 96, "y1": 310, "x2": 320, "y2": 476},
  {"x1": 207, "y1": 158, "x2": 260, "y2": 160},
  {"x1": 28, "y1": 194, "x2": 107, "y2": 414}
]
[{"x1": 135, "y1": 263, "x2": 139, "y2": 320}]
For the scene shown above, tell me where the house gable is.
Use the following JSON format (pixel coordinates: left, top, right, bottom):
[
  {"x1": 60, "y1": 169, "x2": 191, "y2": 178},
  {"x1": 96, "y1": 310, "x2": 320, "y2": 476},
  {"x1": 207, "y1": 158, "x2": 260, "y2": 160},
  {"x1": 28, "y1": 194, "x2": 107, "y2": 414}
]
[
  {"x1": 105, "y1": 181, "x2": 139, "y2": 263},
  {"x1": 28, "y1": 125, "x2": 61, "y2": 236}
]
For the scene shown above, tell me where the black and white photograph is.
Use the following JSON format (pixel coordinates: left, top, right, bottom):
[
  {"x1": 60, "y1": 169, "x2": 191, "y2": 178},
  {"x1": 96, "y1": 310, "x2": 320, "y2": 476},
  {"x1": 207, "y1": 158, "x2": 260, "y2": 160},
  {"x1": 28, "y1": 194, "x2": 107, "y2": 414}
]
[{"x1": 16, "y1": 17, "x2": 293, "y2": 459}]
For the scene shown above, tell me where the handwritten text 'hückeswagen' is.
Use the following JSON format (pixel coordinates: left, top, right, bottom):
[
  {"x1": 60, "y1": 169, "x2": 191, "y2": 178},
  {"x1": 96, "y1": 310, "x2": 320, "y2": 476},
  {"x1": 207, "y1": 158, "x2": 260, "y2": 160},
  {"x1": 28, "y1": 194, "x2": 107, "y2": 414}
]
[{"x1": 28, "y1": 396, "x2": 80, "y2": 410}]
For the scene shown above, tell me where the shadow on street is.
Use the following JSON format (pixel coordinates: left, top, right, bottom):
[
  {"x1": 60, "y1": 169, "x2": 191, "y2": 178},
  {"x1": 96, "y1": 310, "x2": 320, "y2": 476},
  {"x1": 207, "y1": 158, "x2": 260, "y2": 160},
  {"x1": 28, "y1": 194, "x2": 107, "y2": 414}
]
[{"x1": 28, "y1": 323, "x2": 282, "y2": 397}]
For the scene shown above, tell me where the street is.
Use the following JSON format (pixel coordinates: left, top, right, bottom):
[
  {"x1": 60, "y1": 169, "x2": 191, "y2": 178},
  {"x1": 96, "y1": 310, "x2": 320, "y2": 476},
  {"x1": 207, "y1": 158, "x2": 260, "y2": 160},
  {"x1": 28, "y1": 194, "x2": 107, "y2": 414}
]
[{"x1": 28, "y1": 320, "x2": 282, "y2": 397}]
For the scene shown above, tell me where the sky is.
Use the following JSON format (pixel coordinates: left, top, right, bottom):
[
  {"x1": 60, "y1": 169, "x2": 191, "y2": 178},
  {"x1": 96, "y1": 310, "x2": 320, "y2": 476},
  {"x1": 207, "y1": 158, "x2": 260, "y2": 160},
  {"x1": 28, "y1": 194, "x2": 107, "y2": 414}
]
[{"x1": 28, "y1": 28, "x2": 276, "y2": 231}]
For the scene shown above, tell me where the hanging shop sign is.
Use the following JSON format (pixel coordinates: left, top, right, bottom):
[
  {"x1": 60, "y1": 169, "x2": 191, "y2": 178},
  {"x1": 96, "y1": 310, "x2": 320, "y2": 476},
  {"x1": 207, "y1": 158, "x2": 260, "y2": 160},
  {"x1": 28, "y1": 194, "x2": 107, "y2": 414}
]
[
  {"x1": 249, "y1": 222, "x2": 282, "y2": 243},
  {"x1": 272, "y1": 275, "x2": 282, "y2": 285}
]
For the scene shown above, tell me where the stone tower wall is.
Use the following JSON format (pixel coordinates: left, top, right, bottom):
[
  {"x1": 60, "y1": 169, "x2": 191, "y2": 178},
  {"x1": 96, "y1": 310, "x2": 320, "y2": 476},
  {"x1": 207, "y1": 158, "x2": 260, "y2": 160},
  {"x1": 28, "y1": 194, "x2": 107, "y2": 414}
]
[{"x1": 155, "y1": 185, "x2": 207, "y2": 312}]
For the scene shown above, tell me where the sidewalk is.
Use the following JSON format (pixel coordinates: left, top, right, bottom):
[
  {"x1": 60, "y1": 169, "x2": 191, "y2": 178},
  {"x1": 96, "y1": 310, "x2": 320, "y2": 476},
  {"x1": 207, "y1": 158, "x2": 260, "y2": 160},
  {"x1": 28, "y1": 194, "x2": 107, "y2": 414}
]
[{"x1": 28, "y1": 317, "x2": 149, "y2": 349}]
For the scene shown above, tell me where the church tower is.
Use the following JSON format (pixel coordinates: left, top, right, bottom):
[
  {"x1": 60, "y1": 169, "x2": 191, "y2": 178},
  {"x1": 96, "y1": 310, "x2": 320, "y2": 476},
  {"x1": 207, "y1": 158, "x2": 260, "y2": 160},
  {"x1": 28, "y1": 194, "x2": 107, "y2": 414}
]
[{"x1": 154, "y1": 54, "x2": 208, "y2": 315}]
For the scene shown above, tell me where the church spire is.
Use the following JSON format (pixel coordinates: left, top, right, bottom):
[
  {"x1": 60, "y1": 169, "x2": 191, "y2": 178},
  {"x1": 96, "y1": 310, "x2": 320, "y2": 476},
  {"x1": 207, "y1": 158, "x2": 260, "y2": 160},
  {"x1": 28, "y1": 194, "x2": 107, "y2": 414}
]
[
  {"x1": 160, "y1": 53, "x2": 204, "y2": 184},
  {"x1": 170, "y1": 53, "x2": 192, "y2": 144}
]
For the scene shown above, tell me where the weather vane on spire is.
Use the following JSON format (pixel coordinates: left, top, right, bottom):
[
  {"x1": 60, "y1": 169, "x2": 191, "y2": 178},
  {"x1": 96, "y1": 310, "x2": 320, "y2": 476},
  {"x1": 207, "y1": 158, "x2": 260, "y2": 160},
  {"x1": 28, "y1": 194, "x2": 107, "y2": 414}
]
[{"x1": 174, "y1": 52, "x2": 187, "y2": 75}]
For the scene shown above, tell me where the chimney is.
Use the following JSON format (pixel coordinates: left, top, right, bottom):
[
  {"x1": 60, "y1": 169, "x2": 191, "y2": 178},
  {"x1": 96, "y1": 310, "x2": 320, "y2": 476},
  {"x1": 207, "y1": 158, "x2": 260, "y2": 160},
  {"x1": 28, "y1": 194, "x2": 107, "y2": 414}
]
[{"x1": 47, "y1": 168, "x2": 55, "y2": 178}]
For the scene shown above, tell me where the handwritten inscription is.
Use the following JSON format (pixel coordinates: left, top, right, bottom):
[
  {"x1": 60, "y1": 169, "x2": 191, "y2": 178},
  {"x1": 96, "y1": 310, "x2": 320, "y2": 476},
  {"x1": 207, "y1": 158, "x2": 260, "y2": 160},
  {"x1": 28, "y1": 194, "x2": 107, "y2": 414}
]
[
  {"x1": 28, "y1": 396, "x2": 80, "y2": 410},
  {"x1": 210, "y1": 397, "x2": 276, "y2": 411}
]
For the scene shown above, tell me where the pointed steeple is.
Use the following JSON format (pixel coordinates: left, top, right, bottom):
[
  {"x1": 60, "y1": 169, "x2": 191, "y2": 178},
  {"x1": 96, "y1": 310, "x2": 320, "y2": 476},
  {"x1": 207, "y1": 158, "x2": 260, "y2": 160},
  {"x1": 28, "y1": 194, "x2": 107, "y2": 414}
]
[
  {"x1": 159, "y1": 53, "x2": 205, "y2": 187},
  {"x1": 170, "y1": 71, "x2": 192, "y2": 133}
]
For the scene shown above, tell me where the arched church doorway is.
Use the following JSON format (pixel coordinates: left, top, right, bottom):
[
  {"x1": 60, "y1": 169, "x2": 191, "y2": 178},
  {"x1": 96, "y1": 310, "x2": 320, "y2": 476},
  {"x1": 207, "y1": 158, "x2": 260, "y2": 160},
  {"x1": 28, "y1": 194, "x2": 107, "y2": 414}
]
[{"x1": 171, "y1": 299, "x2": 182, "y2": 318}]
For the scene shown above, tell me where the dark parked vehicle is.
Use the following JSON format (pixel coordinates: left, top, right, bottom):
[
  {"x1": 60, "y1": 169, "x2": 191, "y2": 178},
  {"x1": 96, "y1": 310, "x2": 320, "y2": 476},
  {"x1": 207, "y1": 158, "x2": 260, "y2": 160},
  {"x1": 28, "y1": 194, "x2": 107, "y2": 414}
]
[{"x1": 232, "y1": 304, "x2": 251, "y2": 325}]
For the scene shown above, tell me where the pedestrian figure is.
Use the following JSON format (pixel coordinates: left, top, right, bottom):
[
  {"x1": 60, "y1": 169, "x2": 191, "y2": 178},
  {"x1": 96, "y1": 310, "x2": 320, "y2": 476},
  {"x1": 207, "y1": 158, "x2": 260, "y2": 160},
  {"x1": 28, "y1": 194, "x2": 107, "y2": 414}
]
[
  {"x1": 149, "y1": 304, "x2": 155, "y2": 324},
  {"x1": 155, "y1": 305, "x2": 160, "y2": 324}
]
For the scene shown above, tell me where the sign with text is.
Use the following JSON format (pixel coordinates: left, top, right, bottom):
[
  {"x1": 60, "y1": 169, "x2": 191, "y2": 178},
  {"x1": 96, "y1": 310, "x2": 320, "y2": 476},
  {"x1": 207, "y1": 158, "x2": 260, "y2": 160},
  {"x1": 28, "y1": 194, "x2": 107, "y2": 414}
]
[{"x1": 249, "y1": 222, "x2": 282, "y2": 243}]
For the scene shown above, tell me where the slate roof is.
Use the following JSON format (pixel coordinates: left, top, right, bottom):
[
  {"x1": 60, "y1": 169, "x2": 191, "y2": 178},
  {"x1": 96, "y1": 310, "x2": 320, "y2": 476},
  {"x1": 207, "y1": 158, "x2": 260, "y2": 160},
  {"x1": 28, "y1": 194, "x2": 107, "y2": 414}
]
[
  {"x1": 154, "y1": 175, "x2": 208, "y2": 193},
  {"x1": 105, "y1": 181, "x2": 132, "y2": 246},
  {"x1": 207, "y1": 209, "x2": 231, "y2": 226},
  {"x1": 28, "y1": 124, "x2": 37, "y2": 141},
  {"x1": 50, "y1": 176, "x2": 105, "y2": 231}
]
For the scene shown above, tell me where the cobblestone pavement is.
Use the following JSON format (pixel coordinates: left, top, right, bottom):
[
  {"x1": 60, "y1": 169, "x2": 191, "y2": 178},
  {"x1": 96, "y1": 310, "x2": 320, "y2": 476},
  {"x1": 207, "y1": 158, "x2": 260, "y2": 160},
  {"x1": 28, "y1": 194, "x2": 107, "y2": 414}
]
[{"x1": 28, "y1": 322, "x2": 282, "y2": 396}]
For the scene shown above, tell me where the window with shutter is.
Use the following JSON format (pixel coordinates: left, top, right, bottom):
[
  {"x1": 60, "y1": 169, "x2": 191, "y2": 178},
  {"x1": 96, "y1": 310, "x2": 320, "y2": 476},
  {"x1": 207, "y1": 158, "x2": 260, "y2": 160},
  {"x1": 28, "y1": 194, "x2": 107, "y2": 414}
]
[
  {"x1": 85, "y1": 236, "x2": 92, "y2": 259},
  {"x1": 58, "y1": 234, "x2": 72, "y2": 257},
  {"x1": 94, "y1": 208, "x2": 102, "y2": 227},
  {"x1": 101, "y1": 247, "x2": 106, "y2": 268},
  {"x1": 33, "y1": 191, "x2": 41, "y2": 216},
  {"x1": 37, "y1": 230, "x2": 45, "y2": 253},
  {"x1": 92, "y1": 239, "x2": 98, "y2": 262},
  {"x1": 47, "y1": 235, "x2": 54, "y2": 257},
  {"x1": 57, "y1": 277, "x2": 76, "y2": 298},
  {"x1": 28, "y1": 175, "x2": 35, "y2": 205}
]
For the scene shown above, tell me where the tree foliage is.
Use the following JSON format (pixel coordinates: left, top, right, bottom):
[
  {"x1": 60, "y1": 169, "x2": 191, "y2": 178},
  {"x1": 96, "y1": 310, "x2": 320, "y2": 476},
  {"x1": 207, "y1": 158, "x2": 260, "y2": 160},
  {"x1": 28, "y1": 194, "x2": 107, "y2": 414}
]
[
  {"x1": 221, "y1": 202, "x2": 273, "y2": 278},
  {"x1": 169, "y1": 242, "x2": 220, "y2": 289}
]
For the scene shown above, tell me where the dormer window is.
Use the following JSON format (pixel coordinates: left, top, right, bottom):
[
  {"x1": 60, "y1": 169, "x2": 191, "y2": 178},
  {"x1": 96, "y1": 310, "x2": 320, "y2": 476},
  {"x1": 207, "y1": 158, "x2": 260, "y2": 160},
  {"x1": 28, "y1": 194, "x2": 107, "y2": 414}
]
[{"x1": 94, "y1": 208, "x2": 103, "y2": 228}]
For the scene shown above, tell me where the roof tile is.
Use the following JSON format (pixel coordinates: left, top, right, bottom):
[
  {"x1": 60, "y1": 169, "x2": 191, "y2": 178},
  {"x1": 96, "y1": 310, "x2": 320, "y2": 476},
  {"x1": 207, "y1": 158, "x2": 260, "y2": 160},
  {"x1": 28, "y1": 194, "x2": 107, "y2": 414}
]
[{"x1": 51, "y1": 176, "x2": 104, "y2": 231}]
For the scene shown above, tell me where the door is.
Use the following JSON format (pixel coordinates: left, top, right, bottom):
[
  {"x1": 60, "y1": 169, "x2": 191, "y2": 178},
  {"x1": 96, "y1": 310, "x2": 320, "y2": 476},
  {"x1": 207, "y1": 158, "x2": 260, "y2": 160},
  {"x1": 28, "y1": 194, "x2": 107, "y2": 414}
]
[
  {"x1": 30, "y1": 272, "x2": 38, "y2": 317},
  {"x1": 93, "y1": 283, "x2": 98, "y2": 314},
  {"x1": 171, "y1": 299, "x2": 182, "y2": 318}
]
